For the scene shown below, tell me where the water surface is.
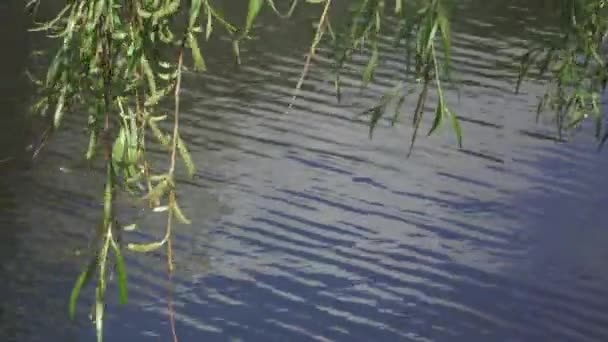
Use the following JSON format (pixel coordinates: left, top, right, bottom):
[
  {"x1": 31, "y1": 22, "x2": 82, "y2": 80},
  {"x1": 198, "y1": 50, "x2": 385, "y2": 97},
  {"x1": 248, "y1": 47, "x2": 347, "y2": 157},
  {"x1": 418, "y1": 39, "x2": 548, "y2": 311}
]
[{"x1": 1, "y1": 1, "x2": 608, "y2": 341}]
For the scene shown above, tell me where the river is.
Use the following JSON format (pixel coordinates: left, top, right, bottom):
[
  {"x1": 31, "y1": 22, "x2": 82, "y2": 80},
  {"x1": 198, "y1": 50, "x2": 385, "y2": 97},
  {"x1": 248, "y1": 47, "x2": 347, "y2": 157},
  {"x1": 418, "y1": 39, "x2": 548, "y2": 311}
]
[{"x1": 1, "y1": 1, "x2": 608, "y2": 341}]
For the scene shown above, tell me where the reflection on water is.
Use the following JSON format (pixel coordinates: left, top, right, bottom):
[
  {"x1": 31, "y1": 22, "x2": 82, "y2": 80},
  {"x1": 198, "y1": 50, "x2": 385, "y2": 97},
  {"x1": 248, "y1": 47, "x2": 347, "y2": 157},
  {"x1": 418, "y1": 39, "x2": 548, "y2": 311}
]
[{"x1": 2, "y1": 1, "x2": 608, "y2": 341}]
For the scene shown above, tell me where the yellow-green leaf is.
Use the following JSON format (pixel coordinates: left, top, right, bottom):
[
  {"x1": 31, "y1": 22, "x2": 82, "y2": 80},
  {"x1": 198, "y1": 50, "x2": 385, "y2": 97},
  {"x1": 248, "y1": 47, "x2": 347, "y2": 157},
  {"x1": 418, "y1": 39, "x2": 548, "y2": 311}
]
[{"x1": 127, "y1": 240, "x2": 165, "y2": 253}]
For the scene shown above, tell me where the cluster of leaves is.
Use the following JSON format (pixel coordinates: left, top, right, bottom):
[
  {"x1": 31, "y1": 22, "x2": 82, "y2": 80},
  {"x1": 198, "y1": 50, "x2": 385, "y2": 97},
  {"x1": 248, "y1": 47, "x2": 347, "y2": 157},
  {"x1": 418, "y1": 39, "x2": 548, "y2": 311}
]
[
  {"x1": 517, "y1": 0, "x2": 608, "y2": 145},
  {"x1": 27, "y1": 0, "x2": 234, "y2": 340},
  {"x1": 25, "y1": 0, "x2": 320, "y2": 340},
  {"x1": 330, "y1": 0, "x2": 461, "y2": 155}
]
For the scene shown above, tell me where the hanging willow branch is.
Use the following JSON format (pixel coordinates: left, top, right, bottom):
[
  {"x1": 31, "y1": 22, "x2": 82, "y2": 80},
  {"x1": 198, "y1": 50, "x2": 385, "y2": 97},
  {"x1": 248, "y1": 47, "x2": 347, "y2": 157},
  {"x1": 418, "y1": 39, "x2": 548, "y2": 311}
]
[{"x1": 28, "y1": 0, "x2": 222, "y2": 340}]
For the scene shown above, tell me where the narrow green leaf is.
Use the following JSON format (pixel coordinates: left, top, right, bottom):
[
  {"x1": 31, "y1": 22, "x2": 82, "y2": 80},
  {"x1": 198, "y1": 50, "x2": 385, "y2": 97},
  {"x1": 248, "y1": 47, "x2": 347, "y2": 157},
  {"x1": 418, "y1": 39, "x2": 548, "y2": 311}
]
[
  {"x1": 427, "y1": 101, "x2": 443, "y2": 136},
  {"x1": 448, "y1": 109, "x2": 463, "y2": 148},
  {"x1": 189, "y1": 0, "x2": 202, "y2": 28},
  {"x1": 244, "y1": 0, "x2": 265, "y2": 36},
  {"x1": 177, "y1": 135, "x2": 196, "y2": 177},
  {"x1": 29, "y1": 4, "x2": 72, "y2": 32},
  {"x1": 145, "y1": 179, "x2": 171, "y2": 203},
  {"x1": 148, "y1": 120, "x2": 170, "y2": 146},
  {"x1": 153, "y1": 0, "x2": 179, "y2": 19},
  {"x1": 95, "y1": 283, "x2": 104, "y2": 342},
  {"x1": 141, "y1": 55, "x2": 157, "y2": 98},
  {"x1": 46, "y1": 49, "x2": 64, "y2": 88},
  {"x1": 111, "y1": 242, "x2": 128, "y2": 305},
  {"x1": 127, "y1": 240, "x2": 165, "y2": 253},
  {"x1": 369, "y1": 106, "x2": 384, "y2": 139},
  {"x1": 205, "y1": 5, "x2": 213, "y2": 40},
  {"x1": 54, "y1": 84, "x2": 68, "y2": 129},
  {"x1": 188, "y1": 33, "x2": 206, "y2": 72},
  {"x1": 536, "y1": 93, "x2": 548, "y2": 123},
  {"x1": 69, "y1": 257, "x2": 97, "y2": 319},
  {"x1": 591, "y1": 93, "x2": 601, "y2": 139},
  {"x1": 86, "y1": 129, "x2": 97, "y2": 160},
  {"x1": 408, "y1": 80, "x2": 429, "y2": 157},
  {"x1": 436, "y1": 3, "x2": 451, "y2": 68},
  {"x1": 391, "y1": 93, "x2": 406, "y2": 126},
  {"x1": 363, "y1": 43, "x2": 379, "y2": 86},
  {"x1": 170, "y1": 193, "x2": 191, "y2": 224}
]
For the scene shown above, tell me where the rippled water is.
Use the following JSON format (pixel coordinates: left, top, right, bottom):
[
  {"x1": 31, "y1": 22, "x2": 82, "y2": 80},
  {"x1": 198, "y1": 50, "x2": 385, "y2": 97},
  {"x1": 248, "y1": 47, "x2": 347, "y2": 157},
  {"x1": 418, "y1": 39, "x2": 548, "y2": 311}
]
[{"x1": 2, "y1": 1, "x2": 608, "y2": 341}]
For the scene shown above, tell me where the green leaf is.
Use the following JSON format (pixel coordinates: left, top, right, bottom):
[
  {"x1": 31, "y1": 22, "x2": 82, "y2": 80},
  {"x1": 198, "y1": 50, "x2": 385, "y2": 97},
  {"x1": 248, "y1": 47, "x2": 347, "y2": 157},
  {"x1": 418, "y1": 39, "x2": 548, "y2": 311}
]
[
  {"x1": 127, "y1": 240, "x2": 165, "y2": 253},
  {"x1": 188, "y1": 33, "x2": 206, "y2": 72},
  {"x1": 591, "y1": 93, "x2": 601, "y2": 139},
  {"x1": 177, "y1": 135, "x2": 196, "y2": 177},
  {"x1": 363, "y1": 43, "x2": 379, "y2": 86},
  {"x1": 436, "y1": 2, "x2": 451, "y2": 68},
  {"x1": 145, "y1": 179, "x2": 171, "y2": 203},
  {"x1": 427, "y1": 100, "x2": 444, "y2": 136},
  {"x1": 368, "y1": 105, "x2": 384, "y2": 139},
  {"x1": 148, "y1": 120, "x2": 171, "y2": 146},
  {"x1": 448, "y1": 109, "x2": 463, "y2": 148},
  {"x1": 189, "y1": 0, "x2": 202, "y2": 28},
  {"x1": 395, "y1": 0, "x2": 402, "y2": 14},
  {"x1": 111, "y1": 242, "x2": 128, "y2": 305},
  {"x1": 86, "y1": 129, "x2": 98, "y2": 160},
  {"x1": 391, "y1": 93, "x2": 406, "y2": 126},
  {"x1": 46, "y1": 49, "x2": 64, "y2": 88},
  {"x1": 141, "y1": 55, "x2": 157, "y2": 98},
  {"x1": 205, "y1": 5, "x2": 213, "y2": 40},
  {"x1": 245, "y1": 0, "x2": 265, "y2": 36},
  {"x1": 170, "y1": 192, "x2": 191, "y2": 224},
  {"x1": 408, "y1": 80, "x2": 429, "y2": 157},
  {"x1": 53, "y1": 84, "x2": 68, "y2": 129},
  {"x1": 69, "y1": 257, "x2": 97, "y2": 319},
  {"x1": 153, "y1": 0, "x2": 179, "y2": 19},
  {"x1": 29, "y1": 4, "x2": 72, "y2": 32}
]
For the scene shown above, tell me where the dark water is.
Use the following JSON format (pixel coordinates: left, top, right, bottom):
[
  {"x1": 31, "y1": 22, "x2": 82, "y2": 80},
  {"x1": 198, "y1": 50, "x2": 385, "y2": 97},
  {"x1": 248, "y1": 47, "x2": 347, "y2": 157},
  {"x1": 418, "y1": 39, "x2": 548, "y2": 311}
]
[{"x1": 2, "y1": 1, "x2": 608, "y2": 341}]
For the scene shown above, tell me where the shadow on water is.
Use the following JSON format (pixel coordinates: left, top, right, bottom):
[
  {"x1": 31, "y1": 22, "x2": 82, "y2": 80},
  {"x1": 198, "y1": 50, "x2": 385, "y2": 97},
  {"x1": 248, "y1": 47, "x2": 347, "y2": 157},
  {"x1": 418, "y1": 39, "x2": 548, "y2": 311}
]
[
  {"x1": 3, "y1": 0, "x2": 608, "y2": 341},
  {"x1": 0, "y1": 0, "x2": 30, "y2": 339}
]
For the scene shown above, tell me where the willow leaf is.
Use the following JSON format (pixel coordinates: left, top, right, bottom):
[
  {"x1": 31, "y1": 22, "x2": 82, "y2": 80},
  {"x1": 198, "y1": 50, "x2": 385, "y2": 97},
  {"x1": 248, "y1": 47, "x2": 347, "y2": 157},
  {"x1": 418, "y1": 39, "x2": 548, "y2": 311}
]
[
  {"x1": 245, "y1": 0, "x2": 265, "y2": 36},
  {"x1": 69, "y1": 257, "x2": 97, "y2": 319},
  {"x1": 53, "y1": 84, "x2": 68, "y2": 129},
  {"x1": 188, "y1": 33, "x2": 206, "y2": 71},
  {"x1": 363, "y1": 43, "x2": 379, "y2": 86},
  {"x1": 391, "y1": 93, "x2": 406, "y2": 126},
  {"x1": 448, "y1": 109, "x2": 463, "y2": 147},
  {"x1": 170, "y1": 193, "x2": 191, "y2": 224},
  {"x1": 111, "y1": 242, "x2": 128, "y2": 305},
  {"x1": 189, "y1": 0, "x2": 202, "y2": 28},
  {"x1": 177, "y1": 135, "x2": 196, "y2": 177},
  {"x1": 427, "y1": 102, "x2": 443, "y2": 136},
  {"x1": 127, "y1": 240, "x2": 165, "y2": 253}
]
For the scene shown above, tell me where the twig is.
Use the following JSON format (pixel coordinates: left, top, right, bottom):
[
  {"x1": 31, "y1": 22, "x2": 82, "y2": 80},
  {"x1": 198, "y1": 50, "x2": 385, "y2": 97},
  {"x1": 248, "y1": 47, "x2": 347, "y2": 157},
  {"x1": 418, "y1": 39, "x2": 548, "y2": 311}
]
[
  {"x1": 165, "y1": 48, "x2": 184, "y2": 342},
  {"x1": 31, "y1": 126, "x2": 51, "y2": 161},
  {"x1": 286, "y1": 0, "x2": 332, "y2": 113}
]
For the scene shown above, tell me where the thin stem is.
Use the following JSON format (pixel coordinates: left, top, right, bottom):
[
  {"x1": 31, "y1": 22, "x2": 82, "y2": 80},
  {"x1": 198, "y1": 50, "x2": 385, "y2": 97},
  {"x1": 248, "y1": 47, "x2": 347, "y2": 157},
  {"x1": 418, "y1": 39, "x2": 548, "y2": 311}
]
[
  {"x1": 165, "y1": 47, "x2": 184, "y2": 342},
  {"x1": 287, "y1": 0, "x2": 332, "y2": 112}
]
